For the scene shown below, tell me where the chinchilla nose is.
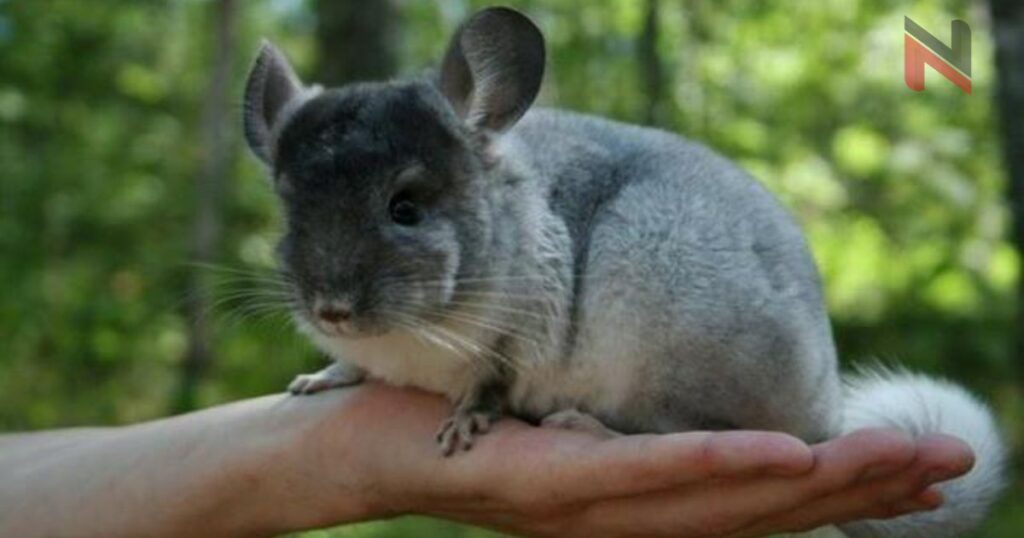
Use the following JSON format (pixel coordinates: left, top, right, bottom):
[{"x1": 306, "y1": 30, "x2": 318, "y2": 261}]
[{"x1": 316, "y1": 301, "x2": 352, "y2": 323}]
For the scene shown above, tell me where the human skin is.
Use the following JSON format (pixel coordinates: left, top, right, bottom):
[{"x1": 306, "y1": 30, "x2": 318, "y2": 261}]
[{"x1": 0, "y1": 382, "x2": 973, "y2": 538}]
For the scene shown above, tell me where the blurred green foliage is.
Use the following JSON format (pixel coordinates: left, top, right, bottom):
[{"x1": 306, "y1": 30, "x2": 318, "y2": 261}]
[{"x1": 0, "y1": 0, "x2": 1020, "y2": 536}]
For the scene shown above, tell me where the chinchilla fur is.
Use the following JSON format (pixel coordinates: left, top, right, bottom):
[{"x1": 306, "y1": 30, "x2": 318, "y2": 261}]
[{"x1": 241, "y1": 7, "x2": 1005, "y2": 536}]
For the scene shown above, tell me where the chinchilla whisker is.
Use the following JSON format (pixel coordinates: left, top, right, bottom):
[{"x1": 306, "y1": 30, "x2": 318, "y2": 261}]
[
  {"x1": 427, "y1": 321, "x2": 528, "y2": 376},
  {"x1": 382, "y1": 295, "x2": 557, "y2": 342},
  {"x1": 435, "y1": 286, "x2": 553, "y2": 297},
  {"x1": 193, "y1": 277, "x2": 298, "y2": 337},
  {"x1": 207, "y1": 285, "x2": 293, "y2": 305},
  {"x1": 416, "y1": 330, "x2": 477, "y2": 368},
  {"x1": 210, "y1": 279, "x2": 293, "y2": 293},
  {"x1": 432, "y1": 294, "x2": 638, "y2": 351},
  {"x1": 432, "y1": 326, "x2": 522, "y2": 375},
  {"x1": 231, "y1": 301, "x2": 292, "y2": 319},
  {"x1": 378, "y1": 284, "x2": 551, "y2": 305},
  {"x1": 216, "y1": 302, "x2": 272, "y2": 326},
  {"x1": 212, "y1": 294, "x2": 295, "y2": 310},
  {"x1": 416, "y1": 308, "x2": 544, "y2": 349},
  {"x1": 410, "y1": 305, "x2": 546, "y2": 349},
  {"x1": 378, "y1": 275, "x2": 559, "y2": 291},
  {"x1": 431, "y1": 299, "x2": 555, "y2": 322},
  {"x1": 447, "y1": 272, "x2": 590, "y2": 285},
  {"x1": 386, "y1": 312, "x2": 479, "y2": 369},
  {"x1": 209, "y1": 281, "x2": 292, "y2": 295},
  {"x1": 202, "y1": 268, "x2": 291, "y2": 282},
  {"x1": 210, "y1": 294, "x2": 294, "y2": 314},
  {"x1": 447, "y1": 292, "x2": 552, "y2": 304},
  {"x1": 184, "y1": 260, "x2": 287, "y2": 277},
  {"x1": 245, "y1": 306, "x2": 294, "y2": 332},
  {"x1": 377, "y1": 278, "x2": 567, "y2": 295},
  {"x1": 219, "y1": 306, "x2": 295, "y2": 335},
  {"x1": 212, "y1": 281, "x2": 293, "y2": 294},
  {"x1": 235, "y1": 301, "x2": 297, "y2": 315},
  {"x1": 210, "y1": 287, "x2": 294, "y2": 301},
  {"x1": 205, "y1": 281, "x2": 294, "y2": 300},
  {"x1": 385, "y1": 297, "x2": 544, "y2": 338},
  {"x1": 228, "y1": 312, "x2": 292, "y2": 337},
  {"x1": 443, "y1": 298, "x2": 551, "y2": 316},
  {"x1": 445, "y1": 286, "x2": 553, "y2": 294},
  {"x1": 186, "y1": 262, "x2": 295, "y2": 284},
  {"x1": 388, "y1": 306, "x2": 520, "y2": 375},
  {"x1": 216, "y1": 296, "x2": 296, "y2": 323},
  {"x1": 446, "y1": 290, "x2": 550, "y2": 302},
  {"x1": 378, "y1": 274, "x2": 554, "y2": 286}
]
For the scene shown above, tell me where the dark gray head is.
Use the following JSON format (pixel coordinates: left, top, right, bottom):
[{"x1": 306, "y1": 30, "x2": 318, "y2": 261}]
[{"x1": 243, "y1": 7, "x2": 545, "y2": 338}]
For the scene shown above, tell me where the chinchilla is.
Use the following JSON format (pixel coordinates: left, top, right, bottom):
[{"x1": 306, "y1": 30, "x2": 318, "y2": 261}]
[{"x1": 241, "y1": 7, "x2": 1005, "y2": 536}]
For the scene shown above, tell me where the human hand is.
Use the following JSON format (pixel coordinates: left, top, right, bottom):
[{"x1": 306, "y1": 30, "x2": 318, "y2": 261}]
[{"x1": 287, "y1": 382, "x2": 974, "y2": 537}]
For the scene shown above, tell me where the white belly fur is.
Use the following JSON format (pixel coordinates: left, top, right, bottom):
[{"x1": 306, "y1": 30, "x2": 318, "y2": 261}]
[{"x1": 306, "y1": 321, "x2": 490, "y2": 401}]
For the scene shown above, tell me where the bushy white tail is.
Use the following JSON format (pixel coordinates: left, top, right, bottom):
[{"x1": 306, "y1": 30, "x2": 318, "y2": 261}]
[{"x1": 836, "y1": 368, "x2": 1007, "y2": 537}]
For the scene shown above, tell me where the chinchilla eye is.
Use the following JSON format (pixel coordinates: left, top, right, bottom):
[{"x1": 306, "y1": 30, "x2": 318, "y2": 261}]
[{"x1": 388, "y1": 194, "x2": 422, "y2": 226}]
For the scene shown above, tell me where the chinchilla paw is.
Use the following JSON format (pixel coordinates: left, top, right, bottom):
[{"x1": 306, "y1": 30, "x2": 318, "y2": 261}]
[
  {"x1": 435, "y1": 410, "x2": 494, "y2": 456},
  {"x1": 287, "y1": 363, "x2": 364, "y2": 395}
]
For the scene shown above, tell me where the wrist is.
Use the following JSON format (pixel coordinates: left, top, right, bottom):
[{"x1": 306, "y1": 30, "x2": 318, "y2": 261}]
[
  {"x1": 148, "y1": 393, "x2": 380, "y2": 536},
  {"x1": 221, "y1": 384, "x2": 458, "y2": 534},
  {"x1": 249, "y1": 390, "x2": 395, "y2": 531},
  {"x1": 215, "y1": 397, "x2": 328, "y2": 535},
  {"x1": 237, "y1": 395, "x2": 383, "y2": 534}
]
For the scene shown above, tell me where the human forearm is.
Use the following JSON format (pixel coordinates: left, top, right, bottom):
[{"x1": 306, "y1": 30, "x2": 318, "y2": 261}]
[{"x1": 0, "y1": 392, "x2": 377, "y2": 537}]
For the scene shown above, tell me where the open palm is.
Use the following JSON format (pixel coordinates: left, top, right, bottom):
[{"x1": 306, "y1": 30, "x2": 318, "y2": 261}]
[{"x1": 306, "y1": 383, "x2": 974, "y2": 538}]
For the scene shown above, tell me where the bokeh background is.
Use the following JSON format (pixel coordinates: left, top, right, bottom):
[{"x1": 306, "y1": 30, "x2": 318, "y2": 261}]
[{"x1": 1, "y1": 0, "x2": 1021, "y2": 536}]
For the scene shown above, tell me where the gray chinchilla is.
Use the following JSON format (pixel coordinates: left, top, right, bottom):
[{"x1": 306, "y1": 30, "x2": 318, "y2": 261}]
[{"x1": 241, "y1": 7, "x2": 1005, "y2": 537}]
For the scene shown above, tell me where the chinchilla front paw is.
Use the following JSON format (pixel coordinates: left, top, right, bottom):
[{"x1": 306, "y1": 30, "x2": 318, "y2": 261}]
[
  {"x1": 435, "y1": 384, "x2": 507, "y2": 456},
  {"x1": 435, "y1": 408, "x2": 496, "y2": 456},
  {"x1": 288, "y1": 361, "x2": 365, "y2": 395}
]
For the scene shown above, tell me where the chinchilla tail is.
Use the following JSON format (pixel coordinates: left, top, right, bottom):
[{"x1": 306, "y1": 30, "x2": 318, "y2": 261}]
[{"x1": 836, "y1": 366, "x2": 1007, "y2": 538}]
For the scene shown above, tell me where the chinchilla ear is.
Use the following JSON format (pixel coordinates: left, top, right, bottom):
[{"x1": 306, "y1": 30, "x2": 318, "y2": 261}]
[
  {"x1": 243, "y1": 40, "x2": 314, "y2": 164},
  {"x1": 439, "y1": 7, "x2": 545, "y2": 133}
]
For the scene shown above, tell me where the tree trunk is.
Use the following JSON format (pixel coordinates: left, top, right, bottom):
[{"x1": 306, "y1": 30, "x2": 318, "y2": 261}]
[
  {"x1": 177, "y1": 0, "x2": 238, "y2": 412},
  {"x1": 637, "y1": 0, "x2": 664, "y2": 126},
  {"x1": 681, "y1": 0, "x2": 711, "y2": 136},
  {"x1": 314, "y1": 0, "x2": 399, "y2": 85},
  {"x1": 990, "y1": 0, "x2": 1024, "y2": 382}
]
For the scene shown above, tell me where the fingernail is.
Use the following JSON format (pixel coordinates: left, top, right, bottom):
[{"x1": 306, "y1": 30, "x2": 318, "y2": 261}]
[
  {"x1": 885, "y1": 487, "x2": 941, "y2": 515},
  {"x1": 915, "y1": 486, "x2": 944, "y2": 507}
]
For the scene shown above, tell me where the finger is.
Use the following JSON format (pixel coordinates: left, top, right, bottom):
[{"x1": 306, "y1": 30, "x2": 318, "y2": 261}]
[
  {"x1": 912, "y1": 432, "x2": 976, "y2": 482},
  {"x1": 509, "y1": 429, "x2": 815, "y2": 504},
  {"x1": 729, "y1": 433, "x2": 974, "y2": 537},
  {"x1": 733, "y1": 476, "x2": 942, "y2": 536},
  {"x1": 575, "y1": 428, "x2": 916, "y2": 537},
  {"x1": 735, "y1": 469, "x2": 941, "y2": 535}
]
